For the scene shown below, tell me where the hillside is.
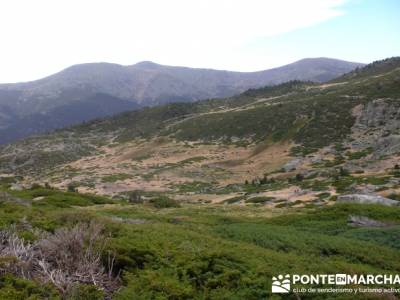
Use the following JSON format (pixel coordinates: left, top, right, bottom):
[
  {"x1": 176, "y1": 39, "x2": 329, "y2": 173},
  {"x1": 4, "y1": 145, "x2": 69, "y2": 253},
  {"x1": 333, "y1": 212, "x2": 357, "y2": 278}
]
[
  {"x1": 0, "y1": 58, "x2": 363, "y2": 143},
  {"x1": 0, "y1": 57, "x2": 400, "y2": 299},
  {"x1": 0, "y1": 57, "x2": 398, "y2": 197}
]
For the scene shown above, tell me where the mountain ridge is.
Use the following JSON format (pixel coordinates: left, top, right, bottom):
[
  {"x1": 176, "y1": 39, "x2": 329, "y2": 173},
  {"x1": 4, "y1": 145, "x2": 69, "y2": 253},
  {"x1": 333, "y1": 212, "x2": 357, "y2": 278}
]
[
  {"x1": 0, "y1": 57, "x2": 364, "y2": 144},
  {"x1": 1, "y1": 57, "x2": 397, "y2": 176}
]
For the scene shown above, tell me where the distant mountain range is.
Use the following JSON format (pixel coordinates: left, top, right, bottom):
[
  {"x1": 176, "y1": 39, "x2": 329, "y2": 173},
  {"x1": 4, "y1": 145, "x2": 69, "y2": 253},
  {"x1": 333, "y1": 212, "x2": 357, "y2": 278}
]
[{"x1": 0, "y1": 57, "x2": 364, "y2": 144}]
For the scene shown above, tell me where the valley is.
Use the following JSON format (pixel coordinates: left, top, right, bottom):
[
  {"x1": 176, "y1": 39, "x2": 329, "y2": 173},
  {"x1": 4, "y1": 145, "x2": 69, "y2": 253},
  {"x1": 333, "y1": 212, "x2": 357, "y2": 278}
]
[
  {"x1": 2, "y1": 58, "x2": 399, "y2": 208},
  {"x1": 0, "y1": 57, "x2": 400, "y2": 299},
  {"x1": 0, "y1": 0, "x2": 398, "y2": 298}
]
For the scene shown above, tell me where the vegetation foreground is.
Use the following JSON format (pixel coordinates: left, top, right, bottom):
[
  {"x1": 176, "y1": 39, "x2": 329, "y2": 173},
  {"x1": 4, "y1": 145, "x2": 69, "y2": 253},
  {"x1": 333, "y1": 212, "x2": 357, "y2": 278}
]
[{"x1": 0, "y1": 178, "x2": 400, "y2": 299}]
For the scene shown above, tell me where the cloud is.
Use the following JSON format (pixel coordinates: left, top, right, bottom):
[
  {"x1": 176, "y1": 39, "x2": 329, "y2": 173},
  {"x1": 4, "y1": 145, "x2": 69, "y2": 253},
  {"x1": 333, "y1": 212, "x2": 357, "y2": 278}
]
[{"x1": 0, "y1": 0, "x2": 347, "y2": 82}]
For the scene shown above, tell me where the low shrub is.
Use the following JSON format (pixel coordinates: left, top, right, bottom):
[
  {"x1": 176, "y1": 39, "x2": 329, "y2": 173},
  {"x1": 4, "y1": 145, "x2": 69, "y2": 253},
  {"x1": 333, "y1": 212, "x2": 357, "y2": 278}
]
[{"x1": 149, "y1": 196, "x2": 181, "y2": 208}]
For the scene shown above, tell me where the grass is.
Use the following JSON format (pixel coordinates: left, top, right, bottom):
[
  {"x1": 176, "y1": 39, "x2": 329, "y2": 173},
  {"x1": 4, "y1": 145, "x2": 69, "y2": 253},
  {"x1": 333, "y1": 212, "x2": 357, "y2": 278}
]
[{"x1": 6, "y1": 186, "x2": 114, "y2": 209}]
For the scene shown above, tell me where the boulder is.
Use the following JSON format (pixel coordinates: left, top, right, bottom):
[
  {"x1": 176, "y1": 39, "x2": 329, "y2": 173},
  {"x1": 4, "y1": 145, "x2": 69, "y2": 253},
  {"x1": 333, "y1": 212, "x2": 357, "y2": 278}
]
[
  {"x1": 348, "y1": 215, "x2": 388, "y2": 227},
  {"x1": 338, "y1": 194, "x2": 399, "y2": 206},
  {"x1": 303, "y1": 170, "x2": 319, "y2": 179},
  {"x1": 10, "y1": 183, "x2": 23, "y2": 191},
  {"x1": 349, "y1": 184, "x2": 378, "y2": 194},
  {"x1": 282, "y1": 158, "x2": 302, "y2": 172}
]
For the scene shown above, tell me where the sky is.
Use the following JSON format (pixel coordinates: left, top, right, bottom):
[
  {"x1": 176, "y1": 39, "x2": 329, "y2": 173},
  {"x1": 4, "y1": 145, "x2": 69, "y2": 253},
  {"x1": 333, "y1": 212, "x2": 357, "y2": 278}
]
[{"x1": 0, "y1": 0, "x2": 399, "y2": 83}]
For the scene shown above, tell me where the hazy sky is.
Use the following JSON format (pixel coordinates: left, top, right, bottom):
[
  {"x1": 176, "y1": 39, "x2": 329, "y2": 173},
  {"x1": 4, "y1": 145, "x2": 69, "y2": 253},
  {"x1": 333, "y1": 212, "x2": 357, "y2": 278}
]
[{"x1": 0, "y1": 0, "x2": 399, "y2": 83}]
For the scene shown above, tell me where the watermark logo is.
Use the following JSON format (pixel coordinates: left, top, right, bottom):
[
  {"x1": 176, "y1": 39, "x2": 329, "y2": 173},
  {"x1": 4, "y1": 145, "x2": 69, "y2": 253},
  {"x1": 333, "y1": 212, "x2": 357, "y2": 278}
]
[
  {"x1": 271, "y1": 273, "x2": 400, "y2": 294},
  {"x1": 335, "y1": 274, "x2": 347, "y2": 285},
  {"x1": 272, "y1": 274, "x2": 291, "y2": 293}
]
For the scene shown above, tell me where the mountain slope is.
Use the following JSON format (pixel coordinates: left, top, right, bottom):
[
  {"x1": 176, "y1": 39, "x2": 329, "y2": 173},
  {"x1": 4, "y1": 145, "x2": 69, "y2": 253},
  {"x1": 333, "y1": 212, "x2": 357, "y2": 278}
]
[
  {"x1": 0, "y1": 57, "x2": 399, "y2": 203},
  {"x1": 0, "y1": 58, "x2": 400, "y2": 300},
  {"x1": 0, "y1": 58, "x2": 363, "y2": 143}
]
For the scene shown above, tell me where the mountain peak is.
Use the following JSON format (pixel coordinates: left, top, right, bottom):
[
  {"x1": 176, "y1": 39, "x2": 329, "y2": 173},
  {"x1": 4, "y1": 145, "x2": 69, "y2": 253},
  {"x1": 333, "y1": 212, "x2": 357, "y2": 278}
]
[
  {"x1": 0, "y1": 57, "x2": 365, "y2": 143},
  {"x1": 132, "y1": 61, "x2": 162, "y2": 69}
]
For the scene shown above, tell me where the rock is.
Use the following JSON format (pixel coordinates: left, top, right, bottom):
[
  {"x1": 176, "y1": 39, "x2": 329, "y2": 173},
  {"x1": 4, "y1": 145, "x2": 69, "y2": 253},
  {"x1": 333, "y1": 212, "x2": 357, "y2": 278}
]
[
  {"x1": 10, "y1": 183, "x2": 23, "y2": 191},
  {"x1": 294, "y1": 189, "x2": 308, "y2": 196},
  {"x1": 349, "y1": 184, "x2": 377, "y2": 194},
  {"x1": 283, "y1": 158, "x2": 302, "y2": 172},
  {"x1": 375, "y1": 135, "x2": 400, "y2": 156},
  {"x1": 352, "y1": 99, "x2": 400, "y2": 156},
  {"x1": 303, "y1": 170, "x2": 319, "y2": 179},
  {"x1": 389, "y1": 178, "x2": 400, "y2": 185},
  {"x1": 348, "y1": 215, "x2": 388, "y2": 227},
  {"x1": 337, "y1": 194, "x2": 399, "y2": 206},
  {"x1": 357, "y1": 99, "x2": 400, "y2": 129},
  {"x1": 343, "y1": 162, "x2": 366, "y2": 173},
  {"x1": 110, "y1": 216, "x2": 148, "y2": 224},
  {"x1": 310, "y1": 156, "x2": 323, "y2": 164}
]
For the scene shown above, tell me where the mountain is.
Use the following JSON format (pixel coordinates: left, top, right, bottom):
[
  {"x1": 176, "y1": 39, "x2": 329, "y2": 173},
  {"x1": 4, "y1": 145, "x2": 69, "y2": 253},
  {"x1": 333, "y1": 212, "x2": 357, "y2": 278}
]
[
  {"x1": 0, "y1": 57, "x2": 363, "y2": 143},
  {"x1": 0, "y1": 57, "x2": 399, "y2": 299},
  {"x1": 1, "y1": 57, "x2": 398, "y2": 194}
]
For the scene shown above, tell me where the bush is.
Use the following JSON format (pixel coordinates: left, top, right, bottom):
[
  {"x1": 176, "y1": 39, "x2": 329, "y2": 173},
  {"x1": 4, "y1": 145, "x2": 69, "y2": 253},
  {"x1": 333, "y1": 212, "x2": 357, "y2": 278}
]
[
  {"x1": 222, "y1": 196, "x2": 245, "y2": 204},
  {"x1": 0, "y1": 274, "x2": 59, "y2": 300},
  {"x1": 295, "y1": 174, "x2": 304, "y2": 181},
  {"x1": 30, "y1": 183, "x2": 43, "y2": 190},
  {"x1": 387, "y1": 193, "x2": 400, "y2": 201},
  {"x1": 67, "y1": 183, "x2": 77, "y2": 193},
  {"x1": 67, "y1": 283, "x2": 105, "y2": 300},
  {"x1": 149, "y1": 196, "x2": 181, "y2": 208},
  {"x1": 245, "y1": 197, "x2": 275, "y2": 204},
  {"x1": 339, "y1": 167, "x2": 350, "y2": 177},
  {"x1": 127, "y1": 191, "x2": 143, "y2": 204},
  {"x1": 0, "y1": 222, "x2": 119, "y2": 297},
  {"x1": 317, "y1": 192, "x2": 331, "y2": 200}
]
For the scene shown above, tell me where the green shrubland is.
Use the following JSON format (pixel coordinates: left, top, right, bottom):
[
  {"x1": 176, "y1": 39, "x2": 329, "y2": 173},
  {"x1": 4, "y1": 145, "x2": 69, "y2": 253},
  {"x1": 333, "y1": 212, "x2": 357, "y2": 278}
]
[{"x1": 1, "y1": 184, "x2": 400, "y2": 299}]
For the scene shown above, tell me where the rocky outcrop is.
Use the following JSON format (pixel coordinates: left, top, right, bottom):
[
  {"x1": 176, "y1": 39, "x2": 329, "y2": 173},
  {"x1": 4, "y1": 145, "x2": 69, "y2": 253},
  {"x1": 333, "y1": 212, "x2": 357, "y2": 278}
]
[
  {"x1": 356, "y1": 99, "x2": 400, "y2": 129},
  {"x1": 338, "y1": 194, "x2": 399, "y2": 206},
  {"x1": 375, "y1": 135, "x2": 400, "y2": 156},
  {"x1": 282, "y1": 158, "x2": 302, "y2": 172},
  {"x1": 348, "y1": 215, "x2": 388, "y2": 227},
  {"x1": 349, "y1": 184, "x2": 378, "y2": 194},
  {"x1": 351, "y1": 99, "x2": 400, "y2": 156},
  {"x1": 10, "y1": 183, "x2": 23, "y2": 191}
]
